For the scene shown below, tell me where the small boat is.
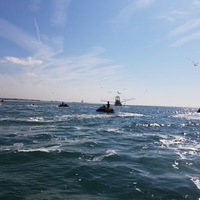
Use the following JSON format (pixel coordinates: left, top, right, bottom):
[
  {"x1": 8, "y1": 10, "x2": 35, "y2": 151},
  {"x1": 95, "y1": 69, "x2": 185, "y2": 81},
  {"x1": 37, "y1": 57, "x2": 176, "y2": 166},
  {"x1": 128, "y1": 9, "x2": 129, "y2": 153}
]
[
  {"x1": 58, "y1": 102, "x2": 69, "y2": 107},
  {"x1": 197, "y1": 108, "x2": 200, "y2": 113},
  {"x1": 96, "y1": 105, "x2": 114, "y2": 113},
  {"x1": 0, "y1": 99, "x2": 4, "y2": 105},
  {"x1": 96, "y1": 106, "x2": 114, "y2": 113}
]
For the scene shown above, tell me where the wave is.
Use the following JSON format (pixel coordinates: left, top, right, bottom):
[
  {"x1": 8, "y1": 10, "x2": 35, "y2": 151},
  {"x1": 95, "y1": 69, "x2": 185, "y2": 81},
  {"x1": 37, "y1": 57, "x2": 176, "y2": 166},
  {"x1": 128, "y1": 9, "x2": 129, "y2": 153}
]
[
  {"x1": 92, "y1": 149, "x2": 118, "y2": 162},
  {"x1": 190, "y1": 177, "x2": 200, "y2": 190},
  {"x1": 173, "y1": 112, "x2": 200, "y2": 120},
  {"x1": 136, "y1": 122, "x2": 167, "y2": 127},
  {"x1": 18, "y1": 145, "x2": 61, "y2": 153},
  {"x1": 118, "y1": 112, "x2": 144, "y2": 117},
  {"x1": 0, "y1": 111, "x2": 145, "y2": 123},
  {"x1": 159, "y1": 135, "x2": 200, "y2": 160}
]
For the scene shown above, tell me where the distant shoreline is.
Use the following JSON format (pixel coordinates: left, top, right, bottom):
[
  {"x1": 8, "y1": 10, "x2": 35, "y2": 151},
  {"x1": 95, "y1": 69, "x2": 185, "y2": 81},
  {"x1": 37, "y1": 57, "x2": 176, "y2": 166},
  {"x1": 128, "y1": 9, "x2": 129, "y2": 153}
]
[
  {"x1": 0, "y1": 98, "x2": 94, "y2": 104},
  {"x1": 0, "y1": 98, "x2": 58, "y2": 103}
]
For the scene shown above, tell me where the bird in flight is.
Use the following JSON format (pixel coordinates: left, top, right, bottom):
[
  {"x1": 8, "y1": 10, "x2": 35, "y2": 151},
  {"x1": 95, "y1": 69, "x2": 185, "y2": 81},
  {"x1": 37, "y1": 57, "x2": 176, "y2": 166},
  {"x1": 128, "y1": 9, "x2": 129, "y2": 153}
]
[{"x1": 186, "y1": 57, "x2": 199, "y2": 66}]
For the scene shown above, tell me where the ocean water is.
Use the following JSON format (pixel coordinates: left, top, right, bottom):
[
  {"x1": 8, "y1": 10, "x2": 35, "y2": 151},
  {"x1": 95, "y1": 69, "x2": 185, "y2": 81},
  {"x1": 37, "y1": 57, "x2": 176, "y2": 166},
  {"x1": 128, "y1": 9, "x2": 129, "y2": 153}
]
[{"x1": 0, "y1": 101, "x2": 200, "y2": 200}]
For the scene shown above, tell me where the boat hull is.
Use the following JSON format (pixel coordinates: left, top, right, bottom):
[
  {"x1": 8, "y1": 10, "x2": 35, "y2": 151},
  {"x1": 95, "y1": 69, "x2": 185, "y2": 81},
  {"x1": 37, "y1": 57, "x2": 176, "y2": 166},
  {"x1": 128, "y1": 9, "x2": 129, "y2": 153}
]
[
  {"x1": 58, "y1": 104, "x2": 69, "y2": 107},
  {"x1": 96, "y1": 106, "x2": 114, "y2": 113}
]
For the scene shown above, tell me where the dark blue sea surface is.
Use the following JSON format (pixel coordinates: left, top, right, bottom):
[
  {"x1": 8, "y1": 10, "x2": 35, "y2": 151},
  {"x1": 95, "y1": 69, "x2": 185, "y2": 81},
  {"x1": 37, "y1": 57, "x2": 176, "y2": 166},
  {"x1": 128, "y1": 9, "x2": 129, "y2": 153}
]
[{"x1": 0, "y1": 101, "x2": 200, "y2": 199}]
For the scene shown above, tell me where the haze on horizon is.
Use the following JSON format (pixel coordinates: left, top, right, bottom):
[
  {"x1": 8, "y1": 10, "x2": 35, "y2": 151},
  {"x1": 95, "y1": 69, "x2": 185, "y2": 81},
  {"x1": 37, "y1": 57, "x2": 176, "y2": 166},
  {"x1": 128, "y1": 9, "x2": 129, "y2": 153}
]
[{"x1": 0, "y1": 0, "x2": 200, "y2": 107}]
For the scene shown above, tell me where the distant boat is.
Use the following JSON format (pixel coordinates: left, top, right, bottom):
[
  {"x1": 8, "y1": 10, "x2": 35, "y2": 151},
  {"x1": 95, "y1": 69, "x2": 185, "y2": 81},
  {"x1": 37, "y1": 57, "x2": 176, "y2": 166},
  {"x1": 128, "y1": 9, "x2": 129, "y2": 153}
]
[
  {"x1": 0, "y1": 99, "x2": 4, "y2": 105},
  {"x1": 197, "y1": 108, "x2": 200, "y2": 113},
  {"x1": 114, "y1": 95, "x2": 122, "y2": 106},
  {"x1": 114, "y1": 94, "x2": 135, "y2": 106},
  {"x1": 101, "y1": 93, "x2": 134, "y2": 107},
  {"x1": 58, "y1": 102, "x2": 69, "y2": 107}
]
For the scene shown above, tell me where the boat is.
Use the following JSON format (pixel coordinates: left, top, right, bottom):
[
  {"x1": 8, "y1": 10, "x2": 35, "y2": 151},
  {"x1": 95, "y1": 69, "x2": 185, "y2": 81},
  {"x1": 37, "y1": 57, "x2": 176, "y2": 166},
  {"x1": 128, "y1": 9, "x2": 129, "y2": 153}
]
[
  {"x1": 101, "y1": 93, "x2": 134, "y2": 107},
  {"x1": 197, "y1": 108, "x2": 200, "y2": 113},
  {"x1": 0, "y1": 99, "x2": 4, "y2": 105},
  {"x1": 114, "y1": 94, "x2": 135, "y2": 106},
  {"x1": 114, "y1": 95, "x2": 122, "y2": 106},
  {"x1": 96, "y1": 101, "x2": 114, "y2": 113},
  {"x1": 58, "y1": 102, "x2": 69, "y2": 107},
  {"x1": 96, "y1": 106, "x2": 114, "y2": 113}
]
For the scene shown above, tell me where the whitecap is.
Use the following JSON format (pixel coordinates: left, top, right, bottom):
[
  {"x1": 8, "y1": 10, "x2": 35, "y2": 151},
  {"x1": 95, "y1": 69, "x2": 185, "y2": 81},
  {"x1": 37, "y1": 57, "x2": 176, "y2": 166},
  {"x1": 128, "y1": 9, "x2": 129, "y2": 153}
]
[
  {"x1": 172, "y1": 160, "x2": 179, "y2": 169},
  {"x1": 136, "y1": 123, "x2": 166, "y2": 127},
  {"x1": 92, "y1": 149, "x2": 117, "y2": 162},
  {"x1": 18, "y1": 145, "x2": 61, "y2": 153},
  {"x1": 135, "y1": 187, "x2": 142, "y2": 192},
  {"x1": 57, "y1": 114, "x2": 113, "y2": 121},
  {"x1": 159, "y1": 135, "x2": 187, "y2": 147},
  {"x1": 173, "y1": 112, "x2": 200, "y2": 120},
  {"x1": 106, "y1": 128, "x2": 124, "y2": 134},
  {"x1": 191, "y1": 177, "x2": 200, "y2": 190},
  {"x1": 118, "y1": 112, "x2": 144, "y2": 117},
  {"x1": 149, "y1": 123, "x2": 160, "y2": 127},
  {"x1": 27, "y1": 117, "x2": 44, "y2": 122},
  {"x1": 159, "y1": 135, "x2": 199, "y2": 160}
]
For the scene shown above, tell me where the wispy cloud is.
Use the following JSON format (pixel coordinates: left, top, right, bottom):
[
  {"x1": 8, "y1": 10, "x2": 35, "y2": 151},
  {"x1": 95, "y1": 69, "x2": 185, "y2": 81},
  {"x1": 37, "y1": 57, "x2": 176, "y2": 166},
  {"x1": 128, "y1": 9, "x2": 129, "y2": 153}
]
[
  {"x1": 110, "y1": 0, "x2": 156, "y2": 24},
  {"x1": 51, "y1": 0, "x2": 71, "y2": 26},
  {"x1": 0, "y1": 18, "x2": 124, "y2": 89},
  {"x1": 168, "y1": 18, "x2": 200, "y2": 46},
  {"x1": 34, "y1": 17, "x2": 41, "y2": 43},
  {"x1": 0, "y1": 18, "x2": 56, "y2": 59},
  {"x1": 36, "y1": 48, "x2": 121, "y2": 84},
  {"x1": 171, "y1": 31, "x2": 200, "y2": 47},
  {"x1": 0, "y1": 56, "x2": 43, "y2": 66},
  {"x1": 157, "y1": 10, "x2": 187, "y2": 22},
  {"x1": 169, "y1": 18, "x2": 200, "y2": 36}
]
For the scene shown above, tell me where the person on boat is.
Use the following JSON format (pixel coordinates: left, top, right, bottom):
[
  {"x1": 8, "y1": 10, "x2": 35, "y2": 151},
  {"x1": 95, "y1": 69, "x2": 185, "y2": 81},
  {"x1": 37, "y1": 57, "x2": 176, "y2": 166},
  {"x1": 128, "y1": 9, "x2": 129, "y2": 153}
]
[{"x1": 107, "y1": 101, "x2": 110, "y2": 110}]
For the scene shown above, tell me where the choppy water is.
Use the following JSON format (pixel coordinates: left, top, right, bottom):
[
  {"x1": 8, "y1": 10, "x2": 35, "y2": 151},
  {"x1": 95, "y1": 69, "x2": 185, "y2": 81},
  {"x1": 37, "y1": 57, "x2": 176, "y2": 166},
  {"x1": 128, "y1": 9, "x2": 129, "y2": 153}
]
[{"x1": 0, "y1": 101, "x2": 200, "y2": 200}]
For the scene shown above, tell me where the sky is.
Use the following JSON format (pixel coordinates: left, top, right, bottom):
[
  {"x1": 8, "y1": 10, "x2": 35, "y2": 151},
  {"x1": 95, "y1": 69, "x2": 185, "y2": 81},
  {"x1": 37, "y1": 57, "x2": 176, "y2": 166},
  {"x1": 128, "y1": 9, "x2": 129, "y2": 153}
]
[{"x1": 0, "y1": 0, "x2": 200, "y2": 107}]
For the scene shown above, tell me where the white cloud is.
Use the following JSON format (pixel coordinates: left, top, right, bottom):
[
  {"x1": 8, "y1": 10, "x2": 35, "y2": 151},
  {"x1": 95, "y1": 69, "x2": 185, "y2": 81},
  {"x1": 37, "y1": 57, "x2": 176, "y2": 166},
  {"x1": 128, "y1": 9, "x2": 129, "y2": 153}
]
[
  {"x1": 0, "y1": 56, "x2": 43, "y2": 66},
  {"x1": 51, "y1": 0, "x2": 71, "y2": 26},
  {"x1": 0, "y1": 17, "x2": 123, "y2": 84},
  {"x1": 0, "y1": 15, "x2": 125, "y2": 101}
]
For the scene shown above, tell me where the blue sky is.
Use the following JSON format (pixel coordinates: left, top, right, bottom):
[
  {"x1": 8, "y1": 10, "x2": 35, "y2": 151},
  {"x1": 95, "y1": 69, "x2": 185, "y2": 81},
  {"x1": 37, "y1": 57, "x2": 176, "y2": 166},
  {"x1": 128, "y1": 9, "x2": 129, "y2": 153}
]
[{"x1": 0, "y1": 0, "x2": 200, "y2": 107}]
